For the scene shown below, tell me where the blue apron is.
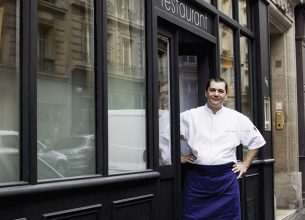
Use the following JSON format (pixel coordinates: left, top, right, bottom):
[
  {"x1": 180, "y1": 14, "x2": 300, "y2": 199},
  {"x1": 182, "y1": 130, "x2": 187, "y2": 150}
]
[{"x1": 182, "y1": 163, "x2": 241, "y2": 220}]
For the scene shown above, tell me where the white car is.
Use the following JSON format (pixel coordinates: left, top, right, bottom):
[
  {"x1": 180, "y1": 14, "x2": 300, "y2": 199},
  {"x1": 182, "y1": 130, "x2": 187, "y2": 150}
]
[
  {"x1": 0, "y1": 130, "x2": 68, "y2": 177},
  {"x1": 38, "y1": 141, "x2": 68, "y2": 176}
]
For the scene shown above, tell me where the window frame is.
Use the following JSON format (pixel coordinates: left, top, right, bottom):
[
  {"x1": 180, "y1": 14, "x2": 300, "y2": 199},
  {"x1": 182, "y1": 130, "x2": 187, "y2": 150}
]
[{"x1": 218, "y1": 1, "x2": 257, "y2": 162}]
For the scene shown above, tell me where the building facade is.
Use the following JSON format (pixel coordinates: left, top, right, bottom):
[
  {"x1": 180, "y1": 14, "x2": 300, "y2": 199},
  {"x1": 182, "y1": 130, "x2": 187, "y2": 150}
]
[
  {"x1": 295, "y1": 1, "x2": 305, "y2": 204},
  {"x1": 269, "y1": 0, "x2": 305, "y2": 214},
  {"x1": 0, "y1": 0, "x2": 275, "y2": 219}
]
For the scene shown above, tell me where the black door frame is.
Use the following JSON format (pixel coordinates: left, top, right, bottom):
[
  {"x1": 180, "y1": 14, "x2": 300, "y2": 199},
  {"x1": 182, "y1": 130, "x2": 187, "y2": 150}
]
[
  {"x1": 155, "y1": 20, "x2": 182, "y2": 220},
  {"x1": 155, "y1": 16, "x2": 216, "y2": 219}
]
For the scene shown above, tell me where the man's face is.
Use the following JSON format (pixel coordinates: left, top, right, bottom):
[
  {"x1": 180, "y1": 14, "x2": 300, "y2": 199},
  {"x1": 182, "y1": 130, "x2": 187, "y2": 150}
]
[{"x1": 205, "y1": 80, "x2": 227, "y2": 112}]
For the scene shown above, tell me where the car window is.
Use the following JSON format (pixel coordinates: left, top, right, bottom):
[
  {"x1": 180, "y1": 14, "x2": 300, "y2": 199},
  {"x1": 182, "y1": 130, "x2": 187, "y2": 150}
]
[
  {"x1": 1, "y1": 135, "x2": 19, "y2": 149},
  {"x1": 53, "y1": 137, "x2": 85, "y2": 150}
]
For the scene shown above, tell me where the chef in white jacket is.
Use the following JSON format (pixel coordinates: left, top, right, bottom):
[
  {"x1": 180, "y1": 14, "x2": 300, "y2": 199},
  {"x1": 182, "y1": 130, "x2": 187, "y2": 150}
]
[{"x1": 179, "y1": 77, "x2": 265, "y2": 220}]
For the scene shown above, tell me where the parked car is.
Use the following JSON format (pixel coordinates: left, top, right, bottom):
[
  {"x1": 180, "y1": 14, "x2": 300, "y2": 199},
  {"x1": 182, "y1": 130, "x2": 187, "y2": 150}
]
[
  {"x1": 0, "y1": 146, "x2": 19, "y2": 183},
  {"x1": 51, "y1": 110, "x2": 147, "y2": 175},
  {"x1": 37, "y1": 141, "x2": 68, "y2": 176},
  {"x1": 0, "y1": 130, "x2": 68, "y2": 177},
  {"x1": 51, "y1": 135, "x2": 95, "y2": 176},
  {"x1": 0, "y1": 145, "x2": 63, "y2": 183},
  {"x1": 37, "y1": 157, "x2": 64, "y2": 179},
  {"x1": 108, "y1": 109, "x2": 146, "y2": 174},
  {"x1": 0, "y1": 130, "x2": 19, "y2": 149}
]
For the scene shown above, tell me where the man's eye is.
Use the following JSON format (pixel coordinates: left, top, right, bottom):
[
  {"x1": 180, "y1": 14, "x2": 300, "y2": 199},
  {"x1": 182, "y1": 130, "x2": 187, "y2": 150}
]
[
  {"x1": 209, "y1": 88, "x2": 216, "y2": 92},
  {"x1": 218, "y1": 90, "x2": 224, "y2": 93}
]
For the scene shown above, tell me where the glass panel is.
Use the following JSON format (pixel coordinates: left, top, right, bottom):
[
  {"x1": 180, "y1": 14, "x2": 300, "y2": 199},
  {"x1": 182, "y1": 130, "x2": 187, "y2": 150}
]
[
  {"x1": 0, "y1": 0, "x2": 20, "y2": 184},
  {"x1": 179, "y1": 55, "x2": 198, "y2": 157},
  {"x1": 239, "y1": 0, "x2": 249, "y2": 28},
  {"x1": 37, "y1": 1, "x2": 95, "y2": 179},
  {"x1": 200, "y1": 0, "x2": 211, "y2": 3},
  {"x1": 240, "y1": 36, "x2": 252, "y2": 159},
  {"x1": 107, "y1": 0, "x2": 146, "y2": 174},
  {"x1": 158, "y1": 35, "x2": 171, "y2": 165},
  {"x1": 240, "y1": 36, "x2": 252, "y2": 120},
  {"x1": 219, "y1": 23, "x2": 235, "y2": 109},
  {"x1": 218, "y1": 0, "x2": 233, "y2": 18}
]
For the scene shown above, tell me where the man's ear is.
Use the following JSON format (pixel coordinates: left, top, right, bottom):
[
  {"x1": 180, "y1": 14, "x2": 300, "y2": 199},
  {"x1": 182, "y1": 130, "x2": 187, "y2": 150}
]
[{"x1": 204, "y1": 91, "x2": 207, "y2": 98}]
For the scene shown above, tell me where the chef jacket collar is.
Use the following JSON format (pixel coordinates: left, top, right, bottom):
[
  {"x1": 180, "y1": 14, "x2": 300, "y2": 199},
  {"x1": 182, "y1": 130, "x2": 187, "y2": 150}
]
[{"x1": 204, "y1": 104, "x2": 224, "y2": 115}]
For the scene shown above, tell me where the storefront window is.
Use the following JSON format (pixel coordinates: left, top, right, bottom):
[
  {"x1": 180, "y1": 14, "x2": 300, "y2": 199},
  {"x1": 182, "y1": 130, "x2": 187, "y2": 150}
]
[
  {"x1": 239, "y1": 0, "x2": 249, "y2": 28},
  {"x1": 218, "y1": 0, "x2": 233, "y2": 18},
  {"x1": 37, "y1": 1, "x2": 95, "y2": 179},
  {"x1": 0, "y1": 0, "x2": 20, "y2": 184},
  {"x1": 107, "y1": 0, "x2": 146, "y2": 174},
  {"x1": 219, "y1": 23, "x2": 235, "y2": 109},
  {"x1": 158, "y1": 35, "x2": 171, "y2": 166},
  {"x1": 240, "y1": 36, "x2": 252, "y2": 120}
]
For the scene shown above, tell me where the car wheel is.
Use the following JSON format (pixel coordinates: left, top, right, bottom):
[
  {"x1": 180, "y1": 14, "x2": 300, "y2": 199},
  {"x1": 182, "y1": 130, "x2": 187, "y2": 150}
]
[{"x1": 56, "y1": 162, "x2": 67, "y2": 176}]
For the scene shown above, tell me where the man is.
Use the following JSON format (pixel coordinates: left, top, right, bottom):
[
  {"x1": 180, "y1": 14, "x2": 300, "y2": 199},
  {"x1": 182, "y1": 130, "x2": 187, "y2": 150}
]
[{"x1": 180, "y1": 77, "x2": 266, "y2": 220}]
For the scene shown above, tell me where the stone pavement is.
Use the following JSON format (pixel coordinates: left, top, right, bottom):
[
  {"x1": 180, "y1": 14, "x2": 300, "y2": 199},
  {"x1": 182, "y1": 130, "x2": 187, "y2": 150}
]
[{"x1": 287, "y1": 209, "x2": 305, "y2": 220}]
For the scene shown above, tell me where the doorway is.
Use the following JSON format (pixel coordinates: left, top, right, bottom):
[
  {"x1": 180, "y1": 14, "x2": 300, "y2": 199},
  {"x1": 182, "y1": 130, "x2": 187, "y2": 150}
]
[{"x1": 157, "y1": 20, "x2": 214, "y2": 220}]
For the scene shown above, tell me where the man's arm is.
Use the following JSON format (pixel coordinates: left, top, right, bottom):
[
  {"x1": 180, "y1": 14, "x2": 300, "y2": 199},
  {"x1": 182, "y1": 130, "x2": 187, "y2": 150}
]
[{"x1": 232, "y1": 148, "x2": 259, "y2": 179}]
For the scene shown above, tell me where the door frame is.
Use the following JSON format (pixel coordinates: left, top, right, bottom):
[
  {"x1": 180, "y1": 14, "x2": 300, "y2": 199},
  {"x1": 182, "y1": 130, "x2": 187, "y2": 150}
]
[
  {"x1": 155, "y1": 20, "x2": 182, "y2": 220},
  {"x1": 154, "y1": 17, "x2": 216, "y2": 220}
]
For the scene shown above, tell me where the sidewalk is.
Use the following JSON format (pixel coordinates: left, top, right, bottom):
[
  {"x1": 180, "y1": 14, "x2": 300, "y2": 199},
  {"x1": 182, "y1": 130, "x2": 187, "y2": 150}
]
[
  {"x1": 285, "y1": 208, "x2": 305, "y2": 220},
  {"x1": 276, "y1": 209, "x2": 297, "y2": 220}
]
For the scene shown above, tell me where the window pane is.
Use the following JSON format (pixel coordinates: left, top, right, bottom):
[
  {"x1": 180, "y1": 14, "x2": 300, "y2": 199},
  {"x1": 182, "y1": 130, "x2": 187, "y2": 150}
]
[
  {"x1": 158, "y1": 35, "x2": 171, "y2": 165},
  {"x1": 199, "y1": 0, "x2": 211, "y2": 3},
  {"x1": 107, "y1": 0, "x2": 146, "y2": 174},
  {"x1": 219, "y1": 23, "x2": 235, "y2": 109},
  {"x1": 240, "y1": 36, "x2": 252, "y2": 120},
  {"x1": 239, "y1": 0, "x2": 249, "y2": 28},
  {"x1": 37, "y1": 1, "x2": 95, "y2": 179},
  {"x1": 218, "y1": 0, "x2": 233, "y2": 18},
  {"x1": 240, "y1": 36, "x2": 253, "y2": 159},
  {"x1": 179, "y1": 55, "x2": 198, "y2": 158},
  {"x1": 0, "y1": 0, "x2": 20, "y2": 184}
]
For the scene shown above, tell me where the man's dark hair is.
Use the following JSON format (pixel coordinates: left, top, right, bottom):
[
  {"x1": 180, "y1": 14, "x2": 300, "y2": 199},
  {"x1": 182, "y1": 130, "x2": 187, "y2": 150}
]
[{"x1": 205, "y1": 77, "x2": 228, "y2": 93}]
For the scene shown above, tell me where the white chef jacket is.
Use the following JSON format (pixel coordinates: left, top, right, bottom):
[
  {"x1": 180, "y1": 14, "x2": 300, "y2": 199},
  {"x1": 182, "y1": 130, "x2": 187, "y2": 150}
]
[{"x1": 180, "y1": 104, "x2": 266, "y2": 165}]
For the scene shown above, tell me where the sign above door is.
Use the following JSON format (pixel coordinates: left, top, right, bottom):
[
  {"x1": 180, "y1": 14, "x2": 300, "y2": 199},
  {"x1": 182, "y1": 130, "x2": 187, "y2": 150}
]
[{"x1": 156, "y1": 0, "x2": 213, "y2": 36}]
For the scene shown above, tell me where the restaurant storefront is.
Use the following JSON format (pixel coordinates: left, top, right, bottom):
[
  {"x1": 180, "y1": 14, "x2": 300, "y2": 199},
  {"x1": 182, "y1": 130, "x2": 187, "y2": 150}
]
[{"x1": 0, "y1": 0, "x2": 274, "y2": 219}]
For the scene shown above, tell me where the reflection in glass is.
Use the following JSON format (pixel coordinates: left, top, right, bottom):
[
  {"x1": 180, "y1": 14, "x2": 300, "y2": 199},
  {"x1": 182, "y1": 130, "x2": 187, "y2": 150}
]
[
  {"x1": 240, "y1": 36, "x2": 253, "y2": 159},
  {"x1": 239, "y1": 0, "x2": 249, "y2": 28},
  {"x1": 0, "y1": 0, "x2": 20, "y2": 183},
  {"x1": 179, "y1": 55, "x2": 198, "y2": 157},
  {"x1": 179, "y1": 56, "x2": 198, "y2": 112},
  {"x1": 219, "y1": 23, "x2": 235, "y2": 109},
  {"x1": 107, "y1": 0, "x2": 146, "y2": 174},
  {"x1": 158, "y1": 35, "x2": 171, "y2": 165},
  {"x1": 218, "y1": 0, "x2": 232, "y2": 18},
  {"x1": 240, "y1": 36, "x2": 252, "y2": 120},
  {"x1": 37, "y1": 1, "x2": 95, "y2": 179}
]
